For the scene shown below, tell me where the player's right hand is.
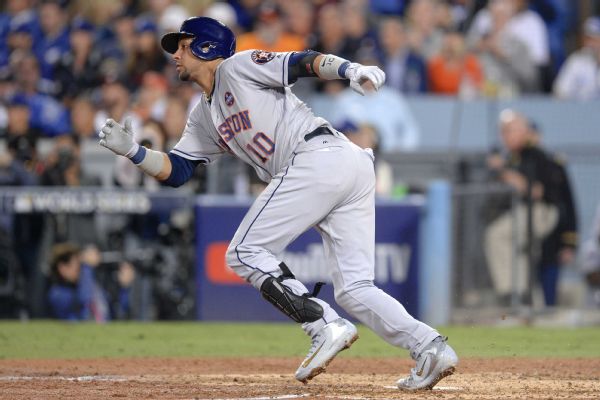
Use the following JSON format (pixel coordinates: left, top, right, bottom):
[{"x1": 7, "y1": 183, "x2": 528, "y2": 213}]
[
  {"x1": 345, "y1": 63, "x2": 386, "y2": 96},
  {"x1": 98, "y1": 118, "x2": 139, "y2": 158}
]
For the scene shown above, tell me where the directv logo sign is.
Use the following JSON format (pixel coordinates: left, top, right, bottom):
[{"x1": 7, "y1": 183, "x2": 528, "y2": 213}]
[{"x1": 282, "y1": 243, "x2": 411, "y2": 284}]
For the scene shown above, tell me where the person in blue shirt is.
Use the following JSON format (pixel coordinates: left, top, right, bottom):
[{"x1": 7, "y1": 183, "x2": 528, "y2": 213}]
[
  {"x1": 47, "y1": 243, "x2": 137, "y2": 321},
  {"x1": 34, "y1": 0, "x2": 70, "y2": 83},
  {"x1": 47, "y1": 243, "x2": 109, "y2": 321},
  {"x1": 10, "y1": 54, "x2": 71, "y2": 136},
  {"x1": 378, "y1": 16, "x2": 428, "y2": 93}
]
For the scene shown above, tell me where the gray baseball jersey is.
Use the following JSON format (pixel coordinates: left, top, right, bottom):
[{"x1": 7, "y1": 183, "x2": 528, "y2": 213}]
[
  {"x1": 173, "y1": 49, "x2": 438, "y2": 358},
  {"x1": 172, "y1": 50, "x2": 332, "y2": 182}
]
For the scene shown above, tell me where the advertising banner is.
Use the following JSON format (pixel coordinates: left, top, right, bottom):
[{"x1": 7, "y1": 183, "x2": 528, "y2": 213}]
[{"x1": 195, "y1": 198, "x2": 422, "y2": 321}]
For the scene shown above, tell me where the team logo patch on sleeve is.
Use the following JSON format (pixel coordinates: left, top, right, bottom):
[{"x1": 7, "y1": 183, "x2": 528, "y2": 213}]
[
  {"x1": 251, "y1": 50, "x2": 275, "y2": 65},
  {"x1": 224, "y1": 91, "x2": 235, "y2": 106}
]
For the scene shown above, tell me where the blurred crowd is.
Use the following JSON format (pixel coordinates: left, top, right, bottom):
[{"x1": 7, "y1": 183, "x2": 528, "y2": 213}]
[
  {"x1": 0, "y1": 0, "x2": 599, "y2": 147},
  {"x1": 1, "y1": 0, "x2": 600, "y2": 320}
]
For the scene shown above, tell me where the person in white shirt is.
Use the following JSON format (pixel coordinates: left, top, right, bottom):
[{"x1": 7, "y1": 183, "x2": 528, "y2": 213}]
[{"x1": 553, "y1": 16, "x2": 600, "y2": 101}]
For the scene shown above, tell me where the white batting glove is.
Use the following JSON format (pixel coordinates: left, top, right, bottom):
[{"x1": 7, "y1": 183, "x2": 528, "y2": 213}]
[
  {"x1": 345, "y1": 63, "x2": 386, "y2": 95},
  {"x1": 98, "y1": 118, "x2": 139, "y2": 158}
]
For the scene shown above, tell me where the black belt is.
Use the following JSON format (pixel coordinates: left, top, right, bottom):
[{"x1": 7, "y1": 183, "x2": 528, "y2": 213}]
[{"x1": 304, "y1": 126, "x2": 333, "y2": 142}]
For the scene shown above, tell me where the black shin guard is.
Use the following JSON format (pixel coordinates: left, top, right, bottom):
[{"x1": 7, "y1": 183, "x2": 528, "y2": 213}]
[{"x1": 260, "y1": 263, "x2": 324, "y2": 323}]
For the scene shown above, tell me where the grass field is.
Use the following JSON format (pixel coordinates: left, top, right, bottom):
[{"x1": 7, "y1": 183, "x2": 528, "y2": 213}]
[{"x1": 1, "y1": 321, "x2": 599, "y2": 359}]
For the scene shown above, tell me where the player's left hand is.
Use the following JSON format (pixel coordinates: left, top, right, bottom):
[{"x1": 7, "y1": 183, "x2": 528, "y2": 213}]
[
  {"x1": 345, "y1": 63, "x2": 386, "y2": 96},
  {"x1": 99, "y1": 118, "x2": 139, "y2": 158}
]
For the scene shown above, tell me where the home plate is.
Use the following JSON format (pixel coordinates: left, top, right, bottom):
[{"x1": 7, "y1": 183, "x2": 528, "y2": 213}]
[{"x1": 384, "y1": 385, "x2": 462, "y2": 391}]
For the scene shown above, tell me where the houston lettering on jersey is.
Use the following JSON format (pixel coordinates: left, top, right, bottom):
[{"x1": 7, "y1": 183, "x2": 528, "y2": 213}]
[{"x1": 217, "y1": 110, "x2": 252, "y2": 142}]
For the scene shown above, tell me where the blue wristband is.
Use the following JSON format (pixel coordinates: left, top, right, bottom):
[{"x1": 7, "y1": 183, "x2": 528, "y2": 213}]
[
  {"x1": 338, "y1": 61, "x2": 350, "y2": 79},
  {"x1": 129, "y1": 145, "x2": 146, "y2": 164}
]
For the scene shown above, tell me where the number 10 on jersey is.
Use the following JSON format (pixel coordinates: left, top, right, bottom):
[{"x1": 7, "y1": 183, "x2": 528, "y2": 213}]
[{"x1": 247, "y1": 132, "x2": 275, "y2": 163}]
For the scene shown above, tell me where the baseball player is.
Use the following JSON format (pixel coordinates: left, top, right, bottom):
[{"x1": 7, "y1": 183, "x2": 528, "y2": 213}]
[{"x1": 99, "y1": 17, "x2": 458, "y2": 390}]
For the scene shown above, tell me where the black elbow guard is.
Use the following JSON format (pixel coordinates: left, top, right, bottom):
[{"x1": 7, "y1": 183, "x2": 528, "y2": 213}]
[{"x1": 288, "y1": 50, "x2": 320, "y2": 83}]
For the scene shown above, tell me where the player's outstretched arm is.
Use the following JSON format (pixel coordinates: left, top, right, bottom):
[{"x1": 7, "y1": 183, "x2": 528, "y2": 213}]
[
  {"x1": 99, "y1": 118, "x2": 172, "y2": 181},
  {"x1": 289, "y1": 51, "x2": 386, "y2": 95}
]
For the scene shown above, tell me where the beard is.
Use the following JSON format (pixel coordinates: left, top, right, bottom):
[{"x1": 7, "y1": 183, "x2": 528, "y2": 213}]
[{"x1": 179, "y1": 70, "x2": 191, "y2": 81}]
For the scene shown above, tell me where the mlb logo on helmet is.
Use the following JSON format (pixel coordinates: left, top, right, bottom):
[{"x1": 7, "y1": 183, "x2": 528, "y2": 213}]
[
  {"x1": 251, "y1": 50, "x2": 275, "y2": 65},
  {"x1": 224, "y1": 91, "x2": 235, "y2": 106}
]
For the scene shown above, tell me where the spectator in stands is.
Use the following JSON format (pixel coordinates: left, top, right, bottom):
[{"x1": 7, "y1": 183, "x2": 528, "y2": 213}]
[
  {"x1": 471, "y1": 0, "x2": 539, "y2": 96},
  {"x1": 553, "y1": 16, "x2": 600, "y2": 101},
  {"x1": 100, "y1": 12, "x2": 136, "y2": 79},
  {"x1": 53, "y1": 17, "x2": 104, "y2": 102},
  {"x1": 40, "y1": 134, "x2": 101, "y2": 188},
  {"x1": 327, "y1": 52, "x2": 421, "y2": 151},
  {"x1": 47, "y1": 243, "x2": 127, "y2": 321},
  {"x1": 313, "y1": 3, "x2": 350, "y2": 58},
  {"x1": 0, "y1": 0, "x2": 40, "y2": 73},
  {"x1": 126, "y1": 18, "x2": 168, "y2": 90},
  {"x1": 93, "y1": 76, "x2": 141, "y2": 135},
  {"x1": 0, "y1": 135, "x2": 38, "y2": 186},
  {"x1": 405, "y1": 0, "x2": 445, "y2": 60},
  {"x1": 236, "y1": 2, "x2": 305, "y2": 52},
  {"x1": 529, "y1": 0, "x2": 569, "y2": 76},
  {"x1": 133, "y1": 71, "x2": 169, "y2": 123},
  {"x1": 529, "y1": 121, "x2": 578, "y2": 306},
  {"x1": 5, "y1": 13, "x2": 36, "y2": 54},
  {"x1": 341, "y1": 0, "x2": 378, "y2": 62},
  {"x1": 162, "y1": 95, "x2": 188, "y2": 149},
  {"x1": 34, "y1": 0, "x2": 70, "y2": 85},
  {"x1": 2, "y1": 95, "x2": 41, "y2": 140},
  {"x1": 203, "y1": 2, "x2": 240, "y2": 34},
  {"x1": 70, "y1": 95, "x2": 98, "y2": 140},
  {"x1": 146, "y1": 0, "x2": 190, "y2": 34},
  {"x1": 279, "y1": 0, "x2": 316, "y2": 48},
  {"x1": 468, "y1": 0, "x2": 550, "y2": 91},
  {"x1": 228, "y1": 0, "x2": 262, "y2": 32},
  {"x1": 10, "y1": 53, "x2": 71, "y2": 136},
  {"x1": 581, "y1": 203, "x2": 600, "y2": 308},
  {"x1": 484, "y1": 110, "x2": 560, "y2": 305},
  {"x1": 369, "y1": 0, "x2": 407, "y2": 15},
  {"x1": 428, "y1": 29, "x2": 483, "y2": 96},
  {"x1": 378, "y1": 17, "x2": 428, "y2": 94}
]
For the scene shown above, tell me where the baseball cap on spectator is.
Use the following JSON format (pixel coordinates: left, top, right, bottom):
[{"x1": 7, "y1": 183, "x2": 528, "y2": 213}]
[
  {"x1": 203, "y1": 2, "x2": 238, "y2": 28},
  {"x1": 334, "y1": 119, "x2": 359, "y2": 134},
  {"x1": 8, "y1": 93, "x2": 30, "y2": 108},
  {"x1": 584, "y1": 16, "x2": 600, "y2": 37},
  {"x1": 71, "y1": 16, "x2": 95, "y2": 33},
  {"x1": 8, "y1": 13, "x2": 36, "y2": 35},
  {"x1": 135, "y1": 17, "x2": 158, "y2": 34}
]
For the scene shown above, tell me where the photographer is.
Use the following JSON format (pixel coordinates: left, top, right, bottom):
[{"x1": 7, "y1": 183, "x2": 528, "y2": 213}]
[
  {"x1": 47, "y1": 243, "x2": 136, "y2": 321},
  {"x1": 40, "y1": 134, "x2": 102, "y2": 245}
]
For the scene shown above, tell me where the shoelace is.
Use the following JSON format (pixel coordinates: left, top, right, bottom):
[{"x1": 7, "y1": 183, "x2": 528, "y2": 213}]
[{"x1": 306, "y1": 333, "x2": 322, "y2": 357}]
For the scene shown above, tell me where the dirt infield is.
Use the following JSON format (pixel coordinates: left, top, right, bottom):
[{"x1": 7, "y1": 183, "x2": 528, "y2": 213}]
[{"x1": 1, "y1": 357, "x2": 599, "y2": 399}]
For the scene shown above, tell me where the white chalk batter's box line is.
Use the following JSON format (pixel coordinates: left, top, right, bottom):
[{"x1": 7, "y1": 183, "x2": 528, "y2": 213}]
[{"x1": 0, "y1": 375, "x2": 128, "y2": 382}]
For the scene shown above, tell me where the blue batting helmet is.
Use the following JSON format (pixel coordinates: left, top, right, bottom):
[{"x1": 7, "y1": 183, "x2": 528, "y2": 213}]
[{"x1": 161, "y1": 17, "x2": 236, "y2": 61}]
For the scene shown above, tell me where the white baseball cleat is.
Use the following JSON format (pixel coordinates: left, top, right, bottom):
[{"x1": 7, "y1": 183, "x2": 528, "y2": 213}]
[
  {"x1": 396, "y1": 336, "x2": 458, "y2": 391},
  {"x1": 295, "y1": 318, "x2": 358, "y2": 383}
]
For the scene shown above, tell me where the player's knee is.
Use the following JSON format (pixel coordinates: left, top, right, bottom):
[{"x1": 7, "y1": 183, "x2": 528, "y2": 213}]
[
  {"x1": 334, "y1": 280, "x2": 375, "y2": 307},
  {"x1": 225, "y1": 242, "x2": 242, "y2": 269}
]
